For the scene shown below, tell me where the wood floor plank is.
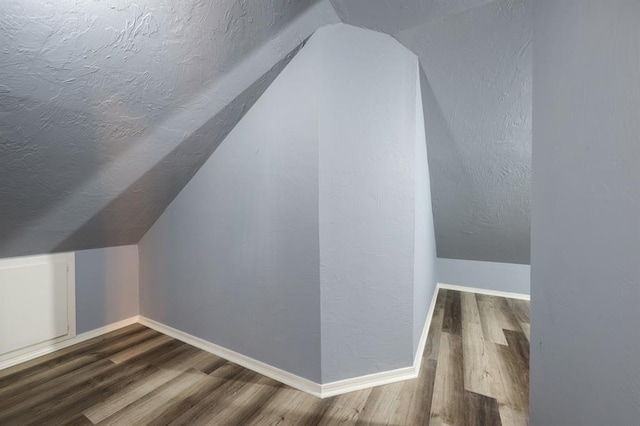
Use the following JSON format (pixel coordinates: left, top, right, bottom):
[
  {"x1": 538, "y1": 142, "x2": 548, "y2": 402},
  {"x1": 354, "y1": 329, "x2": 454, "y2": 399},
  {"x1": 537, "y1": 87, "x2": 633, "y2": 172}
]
[
  {"x1": 462, "y1": 322, "x2": 502, "y2": 399},
  {"x1": 443, "y1": 290, "x2": 462, "y2": 335},
  {"x1": 354, "y1": 380, "x2": 406, "y2": 425},
  {"x1": 205, "y1": 376, "x2": 286, "y2": 426},
  {"x1": 84, "y1": 344, "x2": 213, "y2": 423},
  {"x1": 495, "y1": 330, "x2": 529, "y2": 415},
  {"x1": 109, "y1": 334, "x2": 174, "y2": 364},
  {"x1": 85, "y1": 368, "x2": 181, "y2": 424},
  {"x1": 165, "y1": 367, "x2": 261, "y2": 425},
  {"x1": 392, "y1": 358, "x2": 438, "y2": 425},
  {"x1": 476, "y1": 297, "x2": 509, "y2": 345},
  {"x1": 315, "y1": 388, "x2": 372, "y2": 425},
  {"x1": 0, "y1": 354, "x2": 99, "y2": 402},
  {"x1": 504, "y1": 330, "x2": 529, "y2": 365},
  {"x1": 97, "y1": 368, "x2": 211, "y2": 426},
  {"x1": 499, "y1": 406, "x2": 529, "y2": 426},
  {"x1": 424, "y1": 289, "x2": 447, "y2": 361},
  {"x1": 477, "y1": 295, "x2": 523, "y2": 334},
  {"x1": 244, "y1": 384, "x2": 329, "y2": 425},
  {"x1": 464, "y1": 390, "x2": 502, "y2": 426},
  {"x1": 0, "y1": 358, "x2": 115, "y2": 418},
  {"x1": 147, "y1": 372, "x2": 261, "y2": 426},
  {"x1": 0, "y1": 325, "x2": 156, "y2": 388},
  {"x1": 0, "y1": 323, "x2": 146, "y2": 381},
  {"x1": 208, "y1": 377, "x2": 304, "y2": 425},
  {"x1": 519, "y1": 322, "x2": 530, "y2": 341},
  {"x1": 61, "y1": 414, "x2": 94, "y2": 426},
  {"x1": 461, "y1": 292, "x2": 482, "y2": 325},
  {"x1": 430, "y1": 332, "x2": 465, "y2": 426},
  {"x1": 20, "y1": 363, "x2": 160, "y2": 426},
  {"x1": 506, "y1": 299, "x2": 530, "y2": 324}
]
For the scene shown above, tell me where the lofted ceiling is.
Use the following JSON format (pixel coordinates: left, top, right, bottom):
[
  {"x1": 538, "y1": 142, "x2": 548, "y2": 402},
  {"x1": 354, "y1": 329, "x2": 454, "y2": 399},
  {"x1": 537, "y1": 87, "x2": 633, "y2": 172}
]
[{"x1": 0, "y1": 0, "x2": 530, "y2": 264}]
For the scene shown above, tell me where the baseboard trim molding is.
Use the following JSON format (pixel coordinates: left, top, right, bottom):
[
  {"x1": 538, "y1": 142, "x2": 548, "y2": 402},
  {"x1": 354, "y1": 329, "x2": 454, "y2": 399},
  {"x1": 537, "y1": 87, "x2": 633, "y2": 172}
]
[
  {"x1": 138, "y1": 316, "x2": 323, "y2": 397},
  {"x1": 138, "y1": 286, "x2": 438, "y2": 399},
  {"x1": 321, "y1": 364, "x2": 416, "y2": 398},
  {"x1": 322, "y1": 292, "x2": 436, "y2": 397},
  {"x1": 413, "y1": 282, "x2": 439, "y2": 369},
  {"x1": 0, "y1": 316, "x2": 140, "y2": 371},
  {"x1": 438, "y1": 282, "x2": 530, "y2": 301}
]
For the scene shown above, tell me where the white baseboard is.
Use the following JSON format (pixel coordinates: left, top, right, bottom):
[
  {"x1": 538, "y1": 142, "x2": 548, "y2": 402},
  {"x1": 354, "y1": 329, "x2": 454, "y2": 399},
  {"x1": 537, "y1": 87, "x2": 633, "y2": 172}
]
[
  {"x1": 0, "y1": 316, "x2": 140, "y2": 371},
  {"x1": 438, "y1": 282, "x2": 530, "y2": 301},
  {"x1": 321, "y1": 364, "x2": 416, "y2": 398},
  {"x1": 322, "y1": 294, "x2": 436, "y2": 397},
  {"x1": 139, "y1": 287, "x2": 439, "y2": 399},
  {"x1": 413, "y1": 282, "x2": 439, "y2": 368},
  {"x1": 138, "y1": 316, "x2": 323, "y2": 397}
]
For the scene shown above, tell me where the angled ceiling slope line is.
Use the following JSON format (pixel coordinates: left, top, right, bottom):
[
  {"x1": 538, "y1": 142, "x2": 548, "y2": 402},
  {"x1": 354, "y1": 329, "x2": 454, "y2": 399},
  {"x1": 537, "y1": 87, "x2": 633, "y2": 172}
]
[
  {"x1": 400, "y1": 0, "x2": 532, "y2": 264},
  {"x1": 0, "y1": 0, "x2": 340, "y2": 258}
]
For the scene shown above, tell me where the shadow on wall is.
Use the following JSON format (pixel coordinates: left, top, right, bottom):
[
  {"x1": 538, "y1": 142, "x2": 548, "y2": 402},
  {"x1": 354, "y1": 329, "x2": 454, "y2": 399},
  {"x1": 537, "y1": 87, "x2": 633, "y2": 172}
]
[
  {"x1": 75, "y1": 246, "x2": 138, "y2": 334},
  {"x1": 54, "y1": 41, "x2": 306, "y2": 253},
  {"x1": 418, "y1": 67, "x2": 484, "y2": 254}
]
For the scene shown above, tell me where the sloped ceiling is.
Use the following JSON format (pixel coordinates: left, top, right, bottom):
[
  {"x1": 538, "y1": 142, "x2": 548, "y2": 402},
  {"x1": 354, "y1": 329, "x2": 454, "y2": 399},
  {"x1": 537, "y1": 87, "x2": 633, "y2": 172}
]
[
  {"x1": 0, "y1": 0, "x2": 530, "y2": 264},
  {"x1": 0, "y1": 0, "x2": 340, "y2": 257},
  {"x1": 333, "y1": 0, "x2": 532, "y2": 264}
]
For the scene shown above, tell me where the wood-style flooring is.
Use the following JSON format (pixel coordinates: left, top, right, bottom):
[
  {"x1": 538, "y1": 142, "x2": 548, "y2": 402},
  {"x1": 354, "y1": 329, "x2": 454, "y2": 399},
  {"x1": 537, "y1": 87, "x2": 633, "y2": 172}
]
[{"x1": 0, "y1": 289, "x2": 529, "y2": 425}]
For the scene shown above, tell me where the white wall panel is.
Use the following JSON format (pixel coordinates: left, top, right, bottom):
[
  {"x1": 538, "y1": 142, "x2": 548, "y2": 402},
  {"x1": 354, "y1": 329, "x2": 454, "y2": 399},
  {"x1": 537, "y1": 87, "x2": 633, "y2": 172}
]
[{"x1": 0, "y1": 253, "x2": 75, "y2": 357}]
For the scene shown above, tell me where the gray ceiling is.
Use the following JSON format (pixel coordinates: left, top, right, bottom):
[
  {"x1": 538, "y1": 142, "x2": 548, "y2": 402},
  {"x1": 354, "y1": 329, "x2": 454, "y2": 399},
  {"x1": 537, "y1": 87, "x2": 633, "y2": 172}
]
[
  {"x1": 333, "y1": 0, "x2": 532, "y2": 264},
  {"x1": 0, "y1": 0, "x2": 340, "y2": 257},
  {"x1": 0, "y1": 0, "x2": 530, "y2": 264}
]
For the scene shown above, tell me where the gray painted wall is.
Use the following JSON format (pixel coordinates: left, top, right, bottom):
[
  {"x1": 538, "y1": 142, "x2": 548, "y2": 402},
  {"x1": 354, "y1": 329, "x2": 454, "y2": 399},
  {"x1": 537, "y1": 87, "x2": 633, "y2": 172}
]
[
  {"x1": 318, "y1": 24, "x2": 434, "y2": 383},
  {"x1": 139, "y1": 28, "x2": 322, "y2": 381},
  {"x1": 396, "y1": 0, "x2": 532, "y2": 265},
  {"x1": 140, "y1": 23, "x2": 436, "y2": 384},
  {"x1": 75, "y1": 245, "x2": 139, "y2": 334},
  {"x1": 0, "y1": 0, "x2": 339, "y2": 258},
  {"x1": 531, "y1": 1, "x2": 640, "y2": 424},
  {"x1": 437, "y1": 258, "x2": 530, "y2": 295},
  {"x1": 329, "y1": 0, "x2": 497, "y2": 35}
]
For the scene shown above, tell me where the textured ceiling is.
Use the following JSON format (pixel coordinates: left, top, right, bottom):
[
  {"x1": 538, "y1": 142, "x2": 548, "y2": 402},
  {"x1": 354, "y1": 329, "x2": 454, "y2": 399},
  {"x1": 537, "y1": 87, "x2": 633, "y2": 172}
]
[
  {"x1": 333, "y1": 0, "x2": 532, "y2": 264},
  {"x1": 329, "y1": 0, "x2": 498, "y2": 34},
  {"x1": 0, "y1": 0, "x2": 339, "y2": 257},
  {"x1": 0, "y1": 0, "x2": 531, "y2": 264}
]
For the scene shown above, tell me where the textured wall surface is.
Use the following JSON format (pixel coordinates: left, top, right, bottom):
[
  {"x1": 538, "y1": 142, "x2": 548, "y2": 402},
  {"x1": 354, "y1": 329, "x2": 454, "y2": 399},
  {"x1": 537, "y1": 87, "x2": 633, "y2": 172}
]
[
  {"x1": 318, "y1": 24, "x2": 432, "y2": 383},
  {"x1": 437, "y1": 258, "x2": 530, "y2": 295},
  {"x1": 329, "y1": 0, "x2": 497, "y2": 34},
  {"x1": 396, "y1": 0, "x2": 531, "y2": 264},
  {"x1": 140, "y1": 23, "x2": 437, "y2": 384},
  {"x1": 531, "y1": 1, "x2": 640, "y2": 424},
  {"x1": 139, "y1": 29, "x2": 322, "y2": 381},
  {"x1": 75, "y1": 245, "x2": 139, "y2": 334},
  {"x1": 0, "y1": 0, "x2": 339, "y2": 258},
  {"x1": 333, "y1": 0, "x2": 532, "y2": 264}
]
